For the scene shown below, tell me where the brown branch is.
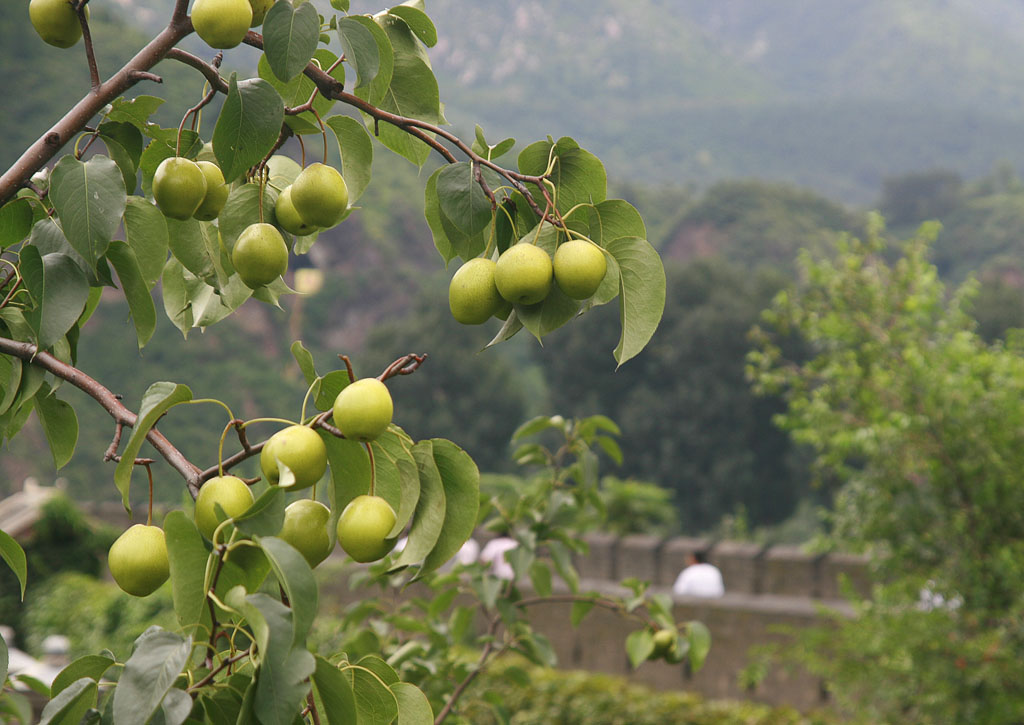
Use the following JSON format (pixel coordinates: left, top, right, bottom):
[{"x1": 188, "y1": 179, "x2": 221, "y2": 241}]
[
  {"x1": 187, "y1": 649, "x2": 249, "y2": 693},
  {"x1": 0, "y1": 14, "x2": 194, "y2": 203},
  {"x1": 378, "y1": 353, "x2": 428, "y2": 382},
  {"x1": 76, "y1": 2, "x2": 100, "y2": 92},
  {"x1": 164, "y1": 49, "x2": 228, "y2": 95},
  {"x1": 0, "y1": 336, "x2": 203, "y2": 491},
  {"x1": 434, "y1": 614, "x2": 503, "y2": 725}
]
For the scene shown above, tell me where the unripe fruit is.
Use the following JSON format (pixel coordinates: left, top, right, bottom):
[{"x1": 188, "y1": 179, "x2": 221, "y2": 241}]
[
  {"x1": 333, "y1": 378, "x2": 393, "y2": 442},
  {"x1": 448, "y1": 258, "x2": 504, "y2": 325},
  {"x1": 249, "y1": 0, "x2": 274, "y2": 26},
  {"x1": 336, "y1": 495, "x2": 396, "y2": 563},
  {"x1": 260, "y1": 425, "x2": 328, "y2": 490},
  {"x1": 194, "y1": 475, "x2": 254, "y2": 540},
  {"x1": 275, "y1": 186, "x2": 318, "y2": 237},
  {"x1": 152, "y1": 157, "x2": 208, "y2": 221},
  {"x1": 651, "y1": 629, "x2": 675, "y2": 660},
  {"x1": 279, "y1": 500, "x2": 332, "y2": 568},
  {"x1": 108, "y1": 524, "x2": 169, "y2": 597},
  {"x1": 29, "y1": 0, "x2": 85, "y2": 48},
  {"x1": 553, "y1": 239, "x2": 607, "y2": 299},
  {"x1": 290, "y1": 163, "x2": 349, "y2": 229},
  {"x1": 193, "y1": 161, "x2": 230, "y2": 221},
  {"x1": 494, "y1": 243, "x2": 553, "y2": 305},
  {"x1": 191, "y1": 0, "x2": 253, "y2": 49},
  {"x1": 232, "y1": 222, "x2": 288, "y2": 288}
]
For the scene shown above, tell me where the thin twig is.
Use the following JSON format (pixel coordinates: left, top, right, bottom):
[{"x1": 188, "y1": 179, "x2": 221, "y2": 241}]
[
  {"x1": 76, "y1": 3, "x2": 101, "y2": 91},
  {"x1": 165, "y1": 49, "x2": 228, "y2": 94}
]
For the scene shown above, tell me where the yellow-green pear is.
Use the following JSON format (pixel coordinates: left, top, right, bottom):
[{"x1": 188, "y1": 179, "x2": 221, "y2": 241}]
[
  {"x1": 152, "y1": 157, "x2": 208, "y2": 221},
  {"x1": 449, "y1": 258, "x2": 504, "y2": 325},
  {"x1": 336, "y1": 495, "x2": 396, "y2": 563},
  {"x1": 191, "y1": 0, "x2": 252, "y2": 49},
  {"x1": 29, "y1": 0, "x2": 85, "y2": 48},
  {"x1": 193, "y1": 161, "x2": 230, "y2": 221},
  {"x1": 249, "y1": 0, "x2": 274, "y2": 26},
  {"x1": 332, "y1": 378, "x2": 393, "y2": 442},
  {"x1": 494, "y1": 243, "x2": 553, "y2": 305},
  {"x1": 279, "y1": 500, "x2": 332, "y2": 568},
  {"x1": 194, "y1": 475, "x2": 254, "y2": 540},
  {"x1": 260, "y1": 425, "x2": 328, "y2": 489},
  {"x1": 108, "y1": 524, "x2": 169, "y2": 597},
  {"x1": 232, "y1": 222, "x2": 288, "y2": 288},
  {"x1": 553, "y1": 239, "x2": 607, "y2": 299},
  {"x1": 275, "y1": 186, "x2": 318, "y2": 237},
  {"x1": 290, "y1": 163, "x2": 349, "y2": 228}
]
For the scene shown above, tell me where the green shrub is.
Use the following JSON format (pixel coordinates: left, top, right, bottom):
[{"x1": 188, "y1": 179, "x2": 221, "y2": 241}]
[{"x1": 459, "y1": 660, "x2": 839, "y2": 725}]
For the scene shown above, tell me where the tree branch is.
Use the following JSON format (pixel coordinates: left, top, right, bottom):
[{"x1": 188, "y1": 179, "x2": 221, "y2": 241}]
[
  {"x1": 0, "y1": 15, "x2": 193, "y2": 203},
  {"x1": 164, "y1": 49, "x2": 228, "y2": 94},
  {"x1": 0, "y1": 336, "x2": 202, "y2": 491},
  {"x1": 76, "y1": 3, "x2": 101, "y2": 91}
]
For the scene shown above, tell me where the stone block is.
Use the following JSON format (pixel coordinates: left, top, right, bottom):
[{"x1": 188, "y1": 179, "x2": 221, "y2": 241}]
[
  {"x1": 820, "y1": 552, "x2": 872, "y2": 600},
  {"x1": 762, "y1": 546, "x2": 822, "y2": 598},
  {"x1": 574, "y1": 532, "x2": 619, "y2": 581},
  {"x1": 707, "y1": 541, "x2": 765, "y2": 595},
  {"x1": 615, "y1": 534, "x2": 663, "y2": 585}
]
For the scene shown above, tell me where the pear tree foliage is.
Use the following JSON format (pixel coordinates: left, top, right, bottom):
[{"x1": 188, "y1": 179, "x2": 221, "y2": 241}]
[{"x1": 0, "y1": 1, "x2": 680, "y2": 723}]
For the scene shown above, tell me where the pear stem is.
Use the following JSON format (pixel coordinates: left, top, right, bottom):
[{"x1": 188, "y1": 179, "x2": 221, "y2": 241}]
[{"x1": 365, "y1": 442, "x2": 376, "y2": 497}]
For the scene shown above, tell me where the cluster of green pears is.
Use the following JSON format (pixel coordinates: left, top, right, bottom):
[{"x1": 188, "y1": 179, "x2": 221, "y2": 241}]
[
  {"x1": 448, "y1": 238, "x2": 608, "y2": 325},
  {"x1": 150, "y1": 153, "x2": 348, "y2": 290},
  {"x1": 649, "y1": 629, "x2": 687, "y2": 665},
  {"x1": 107, "y1": 377, "x2": 400, "y2": 597}
]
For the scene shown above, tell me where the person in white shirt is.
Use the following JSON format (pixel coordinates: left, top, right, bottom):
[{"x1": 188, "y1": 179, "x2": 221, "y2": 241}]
[{"x1": 672, "y1": 551, "x2": 724, "y2": 598}]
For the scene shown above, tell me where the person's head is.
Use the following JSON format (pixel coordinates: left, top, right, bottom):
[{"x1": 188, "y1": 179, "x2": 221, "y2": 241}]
[{"x1": 687, "y1": 550, "x2": 708, "y2": 566}]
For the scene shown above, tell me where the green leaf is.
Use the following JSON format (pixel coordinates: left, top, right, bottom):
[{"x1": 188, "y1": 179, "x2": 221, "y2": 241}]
[
  {"x1": 348, "y1": 665, "x2": 399, "y2": 725},
  {"x1": 20, "y1": 247, "x2": 90, "y2": 349},
  {"x1": 107, "y1": 241, "x2": 157, "y2": 348},
  {"x1": 123, "y1": 197, "x2": 169, "y2": 287},
  {"x1": 570, "y1": 599, "x2": 595, "y2": 627},
  {"x1": 0, "y1": 199, "x2": 33, "y2": 248},
  {"x1": 392, "y1": 682, "x2": 433, "y2": 725},
  {"x1": 324, "y1": 435, "x2": 402, "y2": 518},
  {"x1": 625, "y1": 629, "x2": 654, "y2": 669},
  {"x1": 163, "y1": 510, "x2": 209, "y2": 632},
  {"x1": 687, "y1": 621, "x2": 712, "y2": 672},
  {"x1": 258, "y1": 536, "x2": 318, "y2": 646},
  {"x1": 423, "y1": 167, "x2": 455, "y2": 264},
  {"x1": 112, "y1": 628, "x2": 192, "y2": 725},
  {"x1": 48, "y1": 155, "x2": 127, "y2": 268},
  {"x1": 578, "y1": 199, "x2": 646, "y2": 245},
  {"x1": 234, "y1": 486, "x2": 286, "y2": 537},
  {"x1": 51, "y1": 655, "x2": 114, "y2": 698},
  {"x1": 326, "y1": 115, "x2": 374, "y2": 203},
  {"x1": 330, "y1": 0, "x2": 349, "y2": 10},
  {"x1": 107, "y1": 95, "x2": 165, "y2": 129},
  {"x1": 289, "y1": 340, "x2": 317, "y2": 383},
  {"x1": 213, "y1": 74, "x2": 286, "y2": 183},
  {"x1": 99, "y1": 125, "x2": 142, "y2": 194},
  {"x1": 529, "y1": 560, "x2": 553, "y2": 597},
  {"x1": 486, "y1": 308, "x2": 523, "y2": 348},
  {"x1": 386, "y1": 5, "x2": 437, "y2": 47},
  {"x1": 314, "y1": 370, "x2": 352, "y2": 411},
  {"x1": 362, "y1": 42, "x2": 440, "y2": 165},
  {"x1": 436, "y1": 162, "x2": 501, "y2": 236},
  {"x1": 114, "y1": 382, "x2": 193, "y2": 510},
  {"x1": 38, "y1": 677, "x2": 97, "y2": 725},
  {"x1": 516, "y1": 284, "x2": 581, "y2": 341},
  {"x1": 159, "y1": 688, "x2": 193, "y2": 725},
  {"x1": 166, "y1": 218, "x2": 218, "y2": 284},
  {"x1": 312, "y1": 656, "x2": 357, "y2": 724},
  {"x1": 0, "y1": 528, "x2": 27, "y2": 601},
  {"x1": 337, "y1": 16, "x2": 383, "y2": 93},
  {"x1": 218, "y1": 183, "x2": 278, "y2": 252},
  {"x1": 0, "y1": 629, "x2": 6, "y2": 685},
  {"x1": 388, "y1": 441, "x2": 445, "y2": 570},
  {"x1": 606, "y1": 237, "x2": 665, "y2": 366},
  {"x1": 263, "y1": 0, "x2": 320, "y2": 82},
  {"x1": 421, "y1": 440, "x2": 480, "y2": 574},
  {"x1": 33, "y1": 383, "x2": 78, "y2": 469},
  {"x1": 518, "y1": 138, "x2": 607, "y2": 215}
]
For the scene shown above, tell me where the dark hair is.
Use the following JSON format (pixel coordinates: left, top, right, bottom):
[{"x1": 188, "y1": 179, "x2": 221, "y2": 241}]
[{"x1": 692, "y1": 550, "x2": 708, "y2": 564}]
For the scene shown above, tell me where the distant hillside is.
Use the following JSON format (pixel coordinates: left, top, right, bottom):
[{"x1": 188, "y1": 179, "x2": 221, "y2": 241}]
[{"x1": 10, "y1": 0, "x2": 1024, "y2": 202}]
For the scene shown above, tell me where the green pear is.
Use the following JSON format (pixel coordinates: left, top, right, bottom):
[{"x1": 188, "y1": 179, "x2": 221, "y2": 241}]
[
  {"x1": 232, "y1": 222, "x2": 288, "y2": 288},
  {"x1": 152, "y1": 157, "x2": 208, "y2": 221},
  {"x1": 279, "y1": 500, "x2": 332, "y2": 568},
  {"x1": 336, "y1": 495, "x2": 396, "y2": 563},
  {"x1": 108, "y1": 524, "x2": 169, "y2": 597},
  {"x1": 332, "y1": 378, "x2": 393, "y2": 442},
  {"x1": 290, "y1": 163, "x2": 349, "y2": 229},
  {"x1": 193, "y1": 161, "x2": 230, "y2": 221},
  {"x1": 191, "y1": 0, "x2": 252, "y2": 49},
  {"x1": 29, "y1": 0, "x2": 85, "y2": 48},
  {"x1": 249, "y1": 0, "x2": 274, "y2": 26},
  {"x1": 494, "y1": 243, "x2": 553, "y2": 305},
  {"x1": 553, "y1": 239, "x2": 608, "y2": 299},
  {"x1": 275, "y1": 186, "x2": 318, "y2": 237},
  {"x1": 260, "y1": 424, "x2": 328, "y2": 489},
  {"x1": 448, "y1": 258, "x2": 504, "y2": 324},
  {"x1": 194, "y1": 475, "x2": 255, "y2": 541}
]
